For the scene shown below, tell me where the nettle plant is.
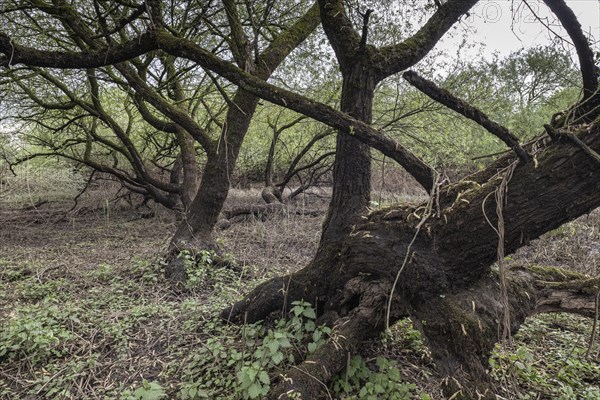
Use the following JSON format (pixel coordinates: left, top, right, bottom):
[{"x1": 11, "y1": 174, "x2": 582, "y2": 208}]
[
  {"x1": 175, "y1": 250, "x2": 241, "y2": 293},
  {"x1": 0, "y1": 300, "x2": 75, "y2": 365},
  {"x1": 489, "y1": 314, "x2": 600, "y2": 400},
  {"x1": 178, "y1": 301, "x2": 331, "y2": 399},
  {"x1": 332, "y1": 355, "x2": 416, "y2": 400}
]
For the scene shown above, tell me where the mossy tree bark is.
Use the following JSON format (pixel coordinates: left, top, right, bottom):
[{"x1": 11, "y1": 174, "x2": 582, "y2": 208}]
[
  {"x1": 221, "y1": 1, "x2": 600, "y2": 397},
  {"x1": 224, "y1": 123, "x2": 600, "y2": 398},
  {"x1": 2, "y1": 0, "x2": 599, "y2": 397}
]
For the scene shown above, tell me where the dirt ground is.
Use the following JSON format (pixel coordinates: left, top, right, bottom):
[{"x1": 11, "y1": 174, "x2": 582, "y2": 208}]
[
  {"x1": 1, "y1": 184, "x2": 599, "y2": 399},
  {"x1": 0, "y1": 187, "x2": 340, "y2": 399}
]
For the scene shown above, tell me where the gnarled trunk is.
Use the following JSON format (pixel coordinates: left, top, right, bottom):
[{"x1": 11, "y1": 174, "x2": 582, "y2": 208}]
[
  {"x1": 223, "y1": 123, "x2": 600, "y2": 398},
  {"x1": 320, "y1": 60, "x2": 375, "y2": 243},
  {"x1": 163, "y1": 2, "x2": 321, "y2": 281}
]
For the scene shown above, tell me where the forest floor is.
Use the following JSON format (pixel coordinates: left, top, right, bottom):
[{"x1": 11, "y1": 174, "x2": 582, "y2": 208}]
[{"x1": 1, "y1": 176, "x2": 600, "y2": 399}]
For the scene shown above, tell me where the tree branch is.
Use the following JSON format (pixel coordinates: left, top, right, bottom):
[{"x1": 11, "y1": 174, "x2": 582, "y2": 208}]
[
  {"x1": 223, "y1": 0, "x2": 251, "y2": 69},
  {"x1": 132, "y1": 95, "x2": 179, "y2": 133},
  {"x1": 541, "y1": 0, "x2": 598, "y2": 99},
  {"x1": 258, "y1": 1, "x2": 320, "y2": 78},
  {"x1": 0, "y1": 30, "x2": 157, "y2": 68},
  {"x1": 0, "y1": 27, "x2": 435, "y2": 191},
  {"x1": 156, "y1": 32, "x2": 435, "y2": 190},
  {"x1": 375, "y1": 0, "x2": 478, "y2": 80},
  {"x1": 403, "y1": 70, "x2": 531, "y2": 163},
  {"x1": 359, "y1": 9, "x2": 374, "y2": 48},
  {"x1": 318, "y1": 0, "x2": 362, "y2": 67}
]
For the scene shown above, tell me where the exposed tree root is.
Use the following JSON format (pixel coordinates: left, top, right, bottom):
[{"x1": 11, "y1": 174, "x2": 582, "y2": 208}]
[
  {"x1": 224, "y1": 259, "x2": 600, "y2": 398},
  {"x1": 269, "y1": 278, "x2": 400, "y2": 399},
  {"x1": 220, "y1": 122, "x2": 600, "y2": 397}
]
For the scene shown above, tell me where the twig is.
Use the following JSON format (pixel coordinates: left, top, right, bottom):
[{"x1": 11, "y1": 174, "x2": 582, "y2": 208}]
[
  {"x1": 68, "y1": 170, "x2": 97, "y2": 212},
  {"x1": 563, "y1": 131, "x2": 600, "y2": 167},
  {"x1": 586, "y1": 290, "x2": 600, "y2": 359}
]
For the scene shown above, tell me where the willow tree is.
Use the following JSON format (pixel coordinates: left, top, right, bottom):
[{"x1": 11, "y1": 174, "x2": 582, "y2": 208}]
[
  {"x1": 0, "y1": 0, "x2": 320, "y2": 281},
  {"x1": 1, "y1": 0, "x2": 600, "y2": 398}
]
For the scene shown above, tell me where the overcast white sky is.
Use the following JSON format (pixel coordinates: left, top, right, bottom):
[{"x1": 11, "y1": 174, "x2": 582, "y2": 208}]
[{"x1": 439, "y1": 0, "x2": 600, "y2": 60}]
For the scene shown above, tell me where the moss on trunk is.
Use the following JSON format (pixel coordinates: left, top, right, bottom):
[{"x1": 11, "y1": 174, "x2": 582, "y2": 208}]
[{"x1": 223, "y1": 123, "x2": 600, "y2": 398}]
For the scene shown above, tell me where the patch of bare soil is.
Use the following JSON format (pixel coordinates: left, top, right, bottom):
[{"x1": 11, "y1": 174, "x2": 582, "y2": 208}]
[
  {"x1": 1, "y1": 189, "x2": 598, "y2": 399},
  {"x1": 1, "y1": 204, "x2": 173, "y2": 270},
  {"x1": 0, "y1": 189, "x2": 335, "y2": 399}
]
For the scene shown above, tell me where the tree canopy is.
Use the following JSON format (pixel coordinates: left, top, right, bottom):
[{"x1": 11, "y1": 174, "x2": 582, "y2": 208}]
[{"x1": 1, "y1": 0, "x2": 600, "y2": 398}]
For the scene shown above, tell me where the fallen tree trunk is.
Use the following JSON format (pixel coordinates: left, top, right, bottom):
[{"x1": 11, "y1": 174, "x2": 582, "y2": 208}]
[{"x1": 222, "y1": 121, "x2": 600, "y2": 398}]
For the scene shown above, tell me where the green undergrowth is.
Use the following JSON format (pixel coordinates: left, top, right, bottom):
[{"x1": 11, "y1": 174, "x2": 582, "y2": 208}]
[
  {"x1": 0, "y1": 251, "x2": 422, "y2": 399},
  {"x1": 490, "y1": 313, "x2": 600, "y2": 399},
  {"x1": 2, "y1": 247, "x2": 598, "y2": 399},
  {"x1": 0, "y1": 252, "x2": 254, "y2": 399}
]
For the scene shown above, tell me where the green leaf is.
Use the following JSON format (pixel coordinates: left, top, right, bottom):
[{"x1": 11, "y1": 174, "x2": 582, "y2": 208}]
[
  {"x1": 388, "y1": 367, "x2": 400, "y2": 382},
  {"x1": 133, "y1": 380, "x2": 166, "y2": 400},
  {"x1": 271, "y1": 351, "x2": 284, "y2": 365},
  {"x1": 258, "y1": 370, "x2": 270, "y2": 385},
  {"x1": 302, "y1": 308, "x2": 316, "y2": 319},
  {"x1": 246, "y1": 383, "x2": 262, "y2": 399}
]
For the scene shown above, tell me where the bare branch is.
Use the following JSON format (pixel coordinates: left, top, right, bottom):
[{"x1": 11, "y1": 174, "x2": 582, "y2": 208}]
[
  {"x1": 376, "y1": 0, "x2": 478, "y2": 80},
  {"x1": 257, "y1": 1, "x2": 320, "y2": 78},
  {"x1": 0, "y1": 25, "x2": 434, "y2": 190},
  {"x1": 403, "y1": 70, "x2": 531, "y2": 163},
  {"x1": 0, "y1": 30, "x2": 157, "y2": 68},
  {"x1": 541, "y1": 0, "x2": 598, "y2": 98},
  {"x1": 156, "y1": 32, "x2": 435, "y2": 190},
  {"x1": 359, "y1": 9, "x2": 374, "y2": 48}
]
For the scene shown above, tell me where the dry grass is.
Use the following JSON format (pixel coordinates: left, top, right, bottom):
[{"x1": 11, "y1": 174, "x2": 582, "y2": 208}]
[
  {"x1": 0, "y1": 182, "x2": 334, "y2": 399},
  {"x1": 514, "y1": 211, "x2": 600, "y2": 277},
  {"x1": 1, "y1": 172, "x2": 599, "y2": 399}
]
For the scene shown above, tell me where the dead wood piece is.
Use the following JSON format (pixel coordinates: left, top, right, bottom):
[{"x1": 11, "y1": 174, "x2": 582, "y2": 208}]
[
  {"x1": 261, "y1": 185, "x2": 283, "y2": 204},
  {"x1": 222, "y1": 202, "x2": 323, "y2": 220},
  {"x1": 126, "y1": 210, "x2": 156, "y2": 221},
  {"x1": 215, "y1": 219, "x2": 232, "y2": 230},
  {"x1": 222, "y1": 202, "x2": 285, "y2": 220}
]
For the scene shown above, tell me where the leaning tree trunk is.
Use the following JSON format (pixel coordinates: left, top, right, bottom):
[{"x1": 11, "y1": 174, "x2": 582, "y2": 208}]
[
  {"x1": 166, "y1": 89, "x2": 259, "y2": 281},
  {"x1": 223, "y1": 123, "x2": 600, "y2": 399},
  {"x1": 163, "y1": 3, "x2": 321, "y2": 281}
]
